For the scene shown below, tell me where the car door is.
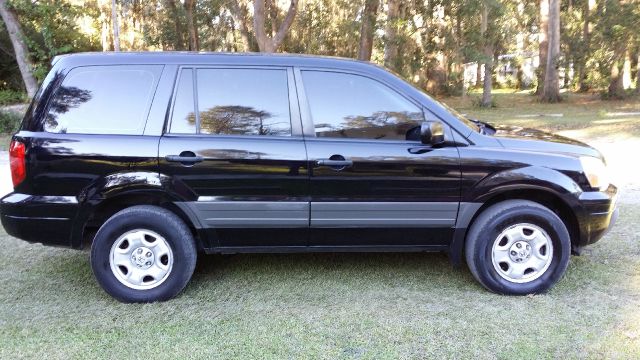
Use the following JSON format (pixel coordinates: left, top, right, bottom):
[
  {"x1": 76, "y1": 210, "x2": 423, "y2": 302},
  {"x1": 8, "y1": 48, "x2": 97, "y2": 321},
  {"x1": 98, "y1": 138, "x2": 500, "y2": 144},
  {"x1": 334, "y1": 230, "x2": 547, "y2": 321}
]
[
  {"x1": 296, "y1": 69, "x2": 461, "y2": 248},
  {"x1": 158, "y1": 66, "x2": 309, "y2": 248}
]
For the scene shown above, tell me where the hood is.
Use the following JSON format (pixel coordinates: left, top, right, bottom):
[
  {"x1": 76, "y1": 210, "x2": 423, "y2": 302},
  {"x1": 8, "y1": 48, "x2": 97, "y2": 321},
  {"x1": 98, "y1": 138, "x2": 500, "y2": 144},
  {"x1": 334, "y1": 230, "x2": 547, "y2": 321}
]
[{"x1": 492, "y1": 125, "x2": 603, "y2": 159}]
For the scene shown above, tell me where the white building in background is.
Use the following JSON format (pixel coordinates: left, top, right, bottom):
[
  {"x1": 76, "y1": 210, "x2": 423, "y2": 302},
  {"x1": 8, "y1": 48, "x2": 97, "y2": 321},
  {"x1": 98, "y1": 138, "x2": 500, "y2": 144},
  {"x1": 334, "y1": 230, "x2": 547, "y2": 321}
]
[
  {"x1": 463, "y1": 51, "x2": 582, "y2": 91},
  {"x1": 464, "y1": 52, "x2": 540, "y2": 89}
]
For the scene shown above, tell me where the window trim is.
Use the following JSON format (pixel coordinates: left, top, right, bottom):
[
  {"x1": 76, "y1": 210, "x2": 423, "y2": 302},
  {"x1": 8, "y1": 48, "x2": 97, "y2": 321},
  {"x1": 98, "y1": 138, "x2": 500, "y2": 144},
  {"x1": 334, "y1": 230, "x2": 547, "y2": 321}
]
[
  {"x1": 165, "y1": 65, "x2": 302, "y2": 138},
  {"x1": 167, "y1": 67, "x2": 196, "y2": 135},
  {"x1": 42, "y1": 64, "x2": 163, "y2": 136},
  {"x1": 293, "y1": 67, "x2": 426, "y2": 141}
]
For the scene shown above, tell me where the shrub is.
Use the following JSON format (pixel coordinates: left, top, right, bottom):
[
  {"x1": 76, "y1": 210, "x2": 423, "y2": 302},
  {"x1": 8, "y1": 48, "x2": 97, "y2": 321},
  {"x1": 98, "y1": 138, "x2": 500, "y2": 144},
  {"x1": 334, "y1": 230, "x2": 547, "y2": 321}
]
[
  {"x1": 0, "y1": 90, "x2": 28, "y2": 106},
  {"x1": 0, "y1": 110, "x2": 22, "y2": 134}
]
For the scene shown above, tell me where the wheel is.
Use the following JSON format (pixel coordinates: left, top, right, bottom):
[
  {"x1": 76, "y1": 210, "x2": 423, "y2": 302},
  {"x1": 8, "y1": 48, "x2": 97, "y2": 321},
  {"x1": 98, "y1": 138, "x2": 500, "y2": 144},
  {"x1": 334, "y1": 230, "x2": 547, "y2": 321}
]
[
  {"x1": 90, "y1": 205, "x2": 197, "y2": 303},
  {"x1": 465, "y1": 200, "x2": 570, "y2": 295}
]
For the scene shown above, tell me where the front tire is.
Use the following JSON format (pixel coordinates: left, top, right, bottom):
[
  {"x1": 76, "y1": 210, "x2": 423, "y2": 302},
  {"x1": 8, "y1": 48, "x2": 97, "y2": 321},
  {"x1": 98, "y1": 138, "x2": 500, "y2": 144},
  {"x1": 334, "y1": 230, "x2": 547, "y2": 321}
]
[
  {"x1": 90, "y1": 205, "x2": 197, "y2": 303},
  {"x1": 465, "y1": 200, "x2": 571, "y2": 295}
]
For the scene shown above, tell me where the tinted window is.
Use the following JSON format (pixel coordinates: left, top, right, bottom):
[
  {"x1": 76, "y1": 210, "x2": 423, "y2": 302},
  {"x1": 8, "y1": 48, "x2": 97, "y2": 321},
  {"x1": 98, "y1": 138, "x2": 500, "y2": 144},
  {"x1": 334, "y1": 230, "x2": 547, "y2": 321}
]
[
  {"x1": 302, "y1": 71, "x2": 424, "y2": 140},
  {"x1": 45, "y1": 65, "x2": 161, "y2": 134},
  {"x1": 170, "y1": 69, "x2": 196, "y2": 134},
  {"x1": 196, "y1": 68, "x2": 291, "y2": 136}
]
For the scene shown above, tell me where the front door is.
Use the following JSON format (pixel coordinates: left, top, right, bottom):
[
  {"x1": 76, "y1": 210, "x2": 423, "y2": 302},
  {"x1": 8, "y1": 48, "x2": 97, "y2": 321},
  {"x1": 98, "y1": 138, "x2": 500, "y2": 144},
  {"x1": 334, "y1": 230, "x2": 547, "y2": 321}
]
[
  {"x1": 159, "y1": 66, "x2": 309, "y2": 248},
  {"x1": 296, "y1": 69, "x2": 461, "y2": 248}
]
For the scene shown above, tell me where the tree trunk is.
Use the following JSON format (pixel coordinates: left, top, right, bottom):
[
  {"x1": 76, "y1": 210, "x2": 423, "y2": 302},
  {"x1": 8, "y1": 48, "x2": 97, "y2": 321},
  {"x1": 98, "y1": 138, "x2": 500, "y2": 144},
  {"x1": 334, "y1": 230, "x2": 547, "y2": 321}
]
[
  {"x1": 536, "y1": 0, "x2": 549, "y2": 95},
  {"x1": 608, "y1": 51, "x2": 625, "y2": 98},
  {"x1": 0, "y1": 0, "x2": 38, "y2": 97},
  {"x1": 101, "y1": 16, "x2": 109, "y2": 51},
  {"x1": 480, "y1": 3, "x2": 492, "y2": 107},
  {"x1": 383, "y1": 0, "x2": 400, "y2": 71},
  {"x1": 228, "y1": 1, "x2": 258, "y2": 52},
  {"x1": 577, "y1": 0, "x2": 595, "y2": 92},
  {"x1": 111, "y1": 0, "x2": 120, "y2": 51},
  {"x1": 636, "y1": 52, "x2": 640, "y2": 94},
  {"x1": 184, "y1": 0, "x2": 199, "y2": 51},
  {"x1": 165, "y1": 0, "x2": 184, "y2": 50},
  {"x1": 357, "y1": 0, "x2": 379, "y2": 61},
  {"x1": 253, "y1": 0, "x2": 298, "y2": 53},
  {"x1": 623, "y1": 50, "x2": 632, "y2": 89},
  {"x1": 541, "y1": 0, "x2": 560, "y2": 102}
]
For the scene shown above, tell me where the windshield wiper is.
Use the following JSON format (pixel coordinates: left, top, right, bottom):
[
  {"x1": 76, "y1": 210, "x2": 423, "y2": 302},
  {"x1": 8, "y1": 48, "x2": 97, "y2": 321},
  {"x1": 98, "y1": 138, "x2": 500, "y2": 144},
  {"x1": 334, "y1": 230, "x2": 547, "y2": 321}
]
[{"x1": 466, "y1": 117, "x2": 496, "y2": 135}]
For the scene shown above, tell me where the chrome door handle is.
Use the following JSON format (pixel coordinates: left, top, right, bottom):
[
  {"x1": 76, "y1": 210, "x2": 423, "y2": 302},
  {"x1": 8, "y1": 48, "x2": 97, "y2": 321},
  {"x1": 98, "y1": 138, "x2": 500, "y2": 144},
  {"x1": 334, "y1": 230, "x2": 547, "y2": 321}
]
[
  {"x1": 316, "y1": 159, "x2": 353, "y2": 167},
  {"x1": 166, "y1": 155, "x2": 204, "y2": 163}
]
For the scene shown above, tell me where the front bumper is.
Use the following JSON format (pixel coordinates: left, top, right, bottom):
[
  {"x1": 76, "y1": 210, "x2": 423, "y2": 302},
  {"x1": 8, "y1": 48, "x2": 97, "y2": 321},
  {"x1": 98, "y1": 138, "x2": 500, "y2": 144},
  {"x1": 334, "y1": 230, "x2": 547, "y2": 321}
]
[
  {"x1": 575, "y1": 184, "x2": 618, "y2": 247},
  {"x1": 0, "y1": 193, "x2": 79, "y2": 247}
]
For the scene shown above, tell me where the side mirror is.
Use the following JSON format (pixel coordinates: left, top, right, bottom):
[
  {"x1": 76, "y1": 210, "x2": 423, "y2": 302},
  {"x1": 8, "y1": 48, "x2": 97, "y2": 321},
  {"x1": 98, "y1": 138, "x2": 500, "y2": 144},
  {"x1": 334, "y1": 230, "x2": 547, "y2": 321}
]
[{"x1": 420, "y1": 121, "x2": 445, "y2": 146}]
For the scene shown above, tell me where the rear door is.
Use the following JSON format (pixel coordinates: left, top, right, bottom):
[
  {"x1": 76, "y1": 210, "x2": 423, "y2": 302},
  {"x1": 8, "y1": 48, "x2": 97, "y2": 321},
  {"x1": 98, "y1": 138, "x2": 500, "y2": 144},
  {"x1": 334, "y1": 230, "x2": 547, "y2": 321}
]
[
  {"x1": 296, "y1": 69, "x2": 461, "y2": 248},
  {"x1": 158, "y1": 66, "x2": 309, "y2": 248}
]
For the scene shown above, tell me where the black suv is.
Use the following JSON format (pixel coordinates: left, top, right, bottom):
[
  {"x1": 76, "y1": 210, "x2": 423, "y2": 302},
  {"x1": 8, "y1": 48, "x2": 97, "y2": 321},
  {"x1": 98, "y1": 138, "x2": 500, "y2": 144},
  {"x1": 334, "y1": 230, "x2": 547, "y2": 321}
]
[{"x1": 1, "y1": 53, "x2": 617, "y2": 302}]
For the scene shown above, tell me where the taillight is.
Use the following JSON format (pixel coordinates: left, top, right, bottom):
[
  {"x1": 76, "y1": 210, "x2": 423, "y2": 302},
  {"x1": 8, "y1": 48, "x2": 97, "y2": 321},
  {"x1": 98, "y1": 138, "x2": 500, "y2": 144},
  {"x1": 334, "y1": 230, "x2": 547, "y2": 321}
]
[{"x1": 9, "y1": 140, "x2": 26, "y2": 187}]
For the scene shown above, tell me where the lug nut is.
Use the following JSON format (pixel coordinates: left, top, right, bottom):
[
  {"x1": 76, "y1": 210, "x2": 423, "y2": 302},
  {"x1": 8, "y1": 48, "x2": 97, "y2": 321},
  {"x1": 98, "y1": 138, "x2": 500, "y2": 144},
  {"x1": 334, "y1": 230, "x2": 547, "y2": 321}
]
[
  {"x1": 137, "y1": 248, "x2": 143, "y2": 254},
  {"x1": 146, "y1": 252, "x2": 152, "y2": 257},
  {"x1": 145, "y1": 261, "x2": 151, "y2": 266},
  {"x1": 516, "y1": 243, "x2": 522, "y2": 249},
  {"x1": 511, "y1": 251, "x2": 517, "y2": 255}
]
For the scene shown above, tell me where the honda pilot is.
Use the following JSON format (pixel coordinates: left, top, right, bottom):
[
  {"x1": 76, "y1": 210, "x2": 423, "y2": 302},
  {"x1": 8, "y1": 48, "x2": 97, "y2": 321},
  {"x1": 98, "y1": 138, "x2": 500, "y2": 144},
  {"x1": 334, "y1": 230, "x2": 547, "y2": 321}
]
[{"x1": 1, "y1": 52, "x2": 618, "y2": 302}]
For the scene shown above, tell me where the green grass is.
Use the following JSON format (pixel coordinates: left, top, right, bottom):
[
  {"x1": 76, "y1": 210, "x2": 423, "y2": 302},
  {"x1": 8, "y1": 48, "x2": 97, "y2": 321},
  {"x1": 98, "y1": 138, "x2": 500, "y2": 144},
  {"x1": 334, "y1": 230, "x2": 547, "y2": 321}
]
[
  {"x1": 1, "y1": 92, "x2": 639, "y2": 359},
  {"x1": 1, "y1": 206, "x2": 639, "y2": 359},
  {"x1": 444, "y1": 91, "x2": 640, "y2": 140}
]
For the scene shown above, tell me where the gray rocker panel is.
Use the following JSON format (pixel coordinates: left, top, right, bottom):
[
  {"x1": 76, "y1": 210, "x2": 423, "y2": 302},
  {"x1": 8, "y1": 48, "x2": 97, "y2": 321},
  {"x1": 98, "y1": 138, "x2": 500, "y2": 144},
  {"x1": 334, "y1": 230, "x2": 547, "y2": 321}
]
[
  {"x1": 184, "y1": 201, "x2": 309, "y2": 228},
  {"x1": 310, "y1": 202, "x2": 458, "y2": 227},
  {"x1": 179, "y1": 201, "x2": 461, "y2": 229}
]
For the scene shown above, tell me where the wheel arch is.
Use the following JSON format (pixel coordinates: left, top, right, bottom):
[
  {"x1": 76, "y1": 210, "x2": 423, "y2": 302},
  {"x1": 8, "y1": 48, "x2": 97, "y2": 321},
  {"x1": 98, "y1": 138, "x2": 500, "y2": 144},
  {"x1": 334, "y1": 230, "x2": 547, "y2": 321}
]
[
  {"x1": 72, "y1": 189, "x2": 208, "y2": 251},
  {"x1": 450, "y1": 185, "x2": 581, "y2": 267}
]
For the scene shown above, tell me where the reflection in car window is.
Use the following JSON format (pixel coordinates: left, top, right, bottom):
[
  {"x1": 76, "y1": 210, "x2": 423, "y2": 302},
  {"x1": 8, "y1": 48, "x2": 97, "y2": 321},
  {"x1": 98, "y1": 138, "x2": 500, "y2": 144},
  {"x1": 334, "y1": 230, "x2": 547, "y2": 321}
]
[
  {"x1": 196, "y1": 68, "x2": 291, "y2": 136},
  {"x1": 301, "y1": 71, "x2": 424, "y2": 140},
  {"x1": 45, "y1": 65, "x2": 161, "y2": 134}
]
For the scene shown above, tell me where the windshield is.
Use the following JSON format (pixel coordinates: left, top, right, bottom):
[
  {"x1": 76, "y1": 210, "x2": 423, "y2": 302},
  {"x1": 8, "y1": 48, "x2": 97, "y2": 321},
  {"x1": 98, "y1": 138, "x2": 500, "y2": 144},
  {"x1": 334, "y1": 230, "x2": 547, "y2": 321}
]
[
  {"x1": 401, "y1": 79, "x2": 480, "y2": 132},
  {"x1": 435, "y1": 100, "x2": 480, "y2": 131}
]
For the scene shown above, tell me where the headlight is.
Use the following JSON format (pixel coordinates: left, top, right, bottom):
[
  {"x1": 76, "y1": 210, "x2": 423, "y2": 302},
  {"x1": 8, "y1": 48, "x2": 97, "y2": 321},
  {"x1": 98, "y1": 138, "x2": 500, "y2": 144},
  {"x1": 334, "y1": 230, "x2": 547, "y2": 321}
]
[{"x1": 579, "y1": 156, "x2": 609, "y2": 190}]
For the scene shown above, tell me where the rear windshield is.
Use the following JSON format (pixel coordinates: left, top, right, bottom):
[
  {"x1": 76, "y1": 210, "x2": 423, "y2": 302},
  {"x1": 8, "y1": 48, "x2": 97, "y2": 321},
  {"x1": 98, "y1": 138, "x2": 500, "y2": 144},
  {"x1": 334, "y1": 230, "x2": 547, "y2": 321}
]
[{"x1": 44, "y1": 65, "x2": 163, "y2": 135}]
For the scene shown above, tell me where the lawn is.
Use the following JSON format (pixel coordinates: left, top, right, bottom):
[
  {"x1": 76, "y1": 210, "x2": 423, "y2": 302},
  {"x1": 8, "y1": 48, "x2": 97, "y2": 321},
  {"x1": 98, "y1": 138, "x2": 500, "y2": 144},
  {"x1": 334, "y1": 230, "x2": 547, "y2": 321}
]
[{"x1": 0, "y1": 92, "x2": 639, "y2": 359}]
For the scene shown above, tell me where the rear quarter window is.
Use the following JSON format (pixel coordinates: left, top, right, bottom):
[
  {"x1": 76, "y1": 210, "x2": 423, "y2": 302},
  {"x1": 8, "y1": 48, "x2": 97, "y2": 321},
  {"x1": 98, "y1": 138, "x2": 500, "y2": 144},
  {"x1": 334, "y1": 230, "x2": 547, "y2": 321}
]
[{"x1": 44, "y1": 65, "x2": 163, "y2": 135}]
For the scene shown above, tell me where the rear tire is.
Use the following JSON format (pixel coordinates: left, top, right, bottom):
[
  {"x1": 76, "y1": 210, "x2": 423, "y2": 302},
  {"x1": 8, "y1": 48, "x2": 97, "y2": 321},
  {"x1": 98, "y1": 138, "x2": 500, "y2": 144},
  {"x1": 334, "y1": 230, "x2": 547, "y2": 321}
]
[
  {"x1": 90, "y1": 205, "x2": 197, "y2": 303},
  {"x1": 465, "y1": 200, "x2": 570, "y2": 295}
]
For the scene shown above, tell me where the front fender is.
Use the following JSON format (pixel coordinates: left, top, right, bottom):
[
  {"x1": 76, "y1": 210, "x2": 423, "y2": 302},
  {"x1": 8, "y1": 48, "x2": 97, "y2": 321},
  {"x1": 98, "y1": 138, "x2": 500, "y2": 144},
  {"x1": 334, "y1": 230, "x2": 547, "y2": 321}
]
[
  {"x1": 450, "y1": 166, "x2": 583, "y2": 267},
  {"x1": 465, "y1": 165, "x2": 583, "y2": 204}
]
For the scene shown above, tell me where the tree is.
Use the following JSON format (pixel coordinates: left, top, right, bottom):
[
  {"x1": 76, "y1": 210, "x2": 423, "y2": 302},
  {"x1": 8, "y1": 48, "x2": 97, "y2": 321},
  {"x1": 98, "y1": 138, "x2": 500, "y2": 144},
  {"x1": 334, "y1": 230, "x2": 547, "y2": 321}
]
[
  {"x1": 357, "y1": 0, "x2": 379, "y2": 61},
  {"x1": 636, "y1": 51, "x2": 640, "y2": 94},
  {"x1": 540, "y1": 0, "x2": 560, "y2": 102},
  {"x1": 253, "y1": 0, "x2": 298, "y2": 52},
  {"x1": 536, "y1": 0, "x2": 548, "y2": 95},
  {"x1": 383, "y1": 0, "x2": 400, "y2": 71},
  {"x1": 0, "y1": 0, "x2": 38, "y2": 97},
  {"x1": 480, "y1": 1, "x2": 493, "y2": 107},
  {"x1": 184, "y1": 0, "x2": 198, "y2": 51},
  {"x1": 111, "y1": 0, "x2": 120, "y2": 51},
  {"x1": 577, "y1": 0, "x2": 596, "y2": 92},
  {"x1": 228, "y1": 0, "x2": 257, "y2": 51}
]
